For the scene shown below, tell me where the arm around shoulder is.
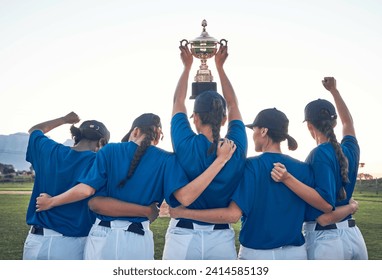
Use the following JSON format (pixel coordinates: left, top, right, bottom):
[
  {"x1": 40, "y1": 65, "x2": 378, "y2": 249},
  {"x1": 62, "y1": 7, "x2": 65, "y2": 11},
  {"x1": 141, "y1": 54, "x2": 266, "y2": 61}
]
[
  {"x1": 271, "y1": 163, "x2": 333, "y2": 213},
  {"x1": 169, "y1": 201, "x2": 242, "y2": 224},
  {"x1": 36, "y1": 183, "x2": 95, "y2": 211},
  {"x1": 316, "y1": 198, "x2": 358, "y2": 226}
]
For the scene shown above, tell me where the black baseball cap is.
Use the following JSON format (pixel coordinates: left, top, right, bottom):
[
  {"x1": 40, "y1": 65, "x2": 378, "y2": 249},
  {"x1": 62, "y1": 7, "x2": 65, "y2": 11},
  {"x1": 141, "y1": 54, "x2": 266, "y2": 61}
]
[
  {"x1": 121, "y1": 113, "x2": 161, "y2": 142},
  {"x1": 246, "y1": 108, "x2": 298, "y2": 150},
  {"x1": 245, "y1": 108, "x2": 288, "y2": 132},
  {"x1": 131, "y1": 113, "x2": 162, "y2": 128},
  {"x1": 79, "y1": 120, "x2": 110, "y2": 143},
  {"x1": 193, "y1": 91, "x2": 226, "y2": 114},
  {"x1": 304, "y1": 99, "x2": 337, "y2": 122}
]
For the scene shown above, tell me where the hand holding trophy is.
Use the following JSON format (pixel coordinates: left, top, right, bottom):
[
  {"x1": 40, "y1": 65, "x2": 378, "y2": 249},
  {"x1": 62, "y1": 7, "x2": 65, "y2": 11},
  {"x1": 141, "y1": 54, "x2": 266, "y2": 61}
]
[{"x1": 180, "y1": 19, "x2": 227, "y2": 99}]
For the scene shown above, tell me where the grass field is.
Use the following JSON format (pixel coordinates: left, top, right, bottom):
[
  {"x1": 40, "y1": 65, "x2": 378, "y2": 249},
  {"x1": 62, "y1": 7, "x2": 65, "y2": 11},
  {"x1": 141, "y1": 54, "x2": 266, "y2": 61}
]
[{"x1": 0, "y1": 182, "x2": 381, "y2": 260}]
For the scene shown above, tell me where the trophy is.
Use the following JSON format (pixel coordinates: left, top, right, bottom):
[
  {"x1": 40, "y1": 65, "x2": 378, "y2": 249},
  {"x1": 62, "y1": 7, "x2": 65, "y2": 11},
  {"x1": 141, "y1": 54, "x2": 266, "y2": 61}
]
[{"x1": 180, "y1": 19, "x2": 227, "y2": 99}]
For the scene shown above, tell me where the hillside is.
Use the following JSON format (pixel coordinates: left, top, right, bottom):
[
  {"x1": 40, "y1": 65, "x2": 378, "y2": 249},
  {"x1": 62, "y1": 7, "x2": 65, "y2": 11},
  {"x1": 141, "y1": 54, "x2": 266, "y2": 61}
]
[
  {"x1": 0, "y1": 133, "x2": 29, "y2": 171},
  {"x1": 0, "y1": 133, "x2": 73, "y2": 171}
]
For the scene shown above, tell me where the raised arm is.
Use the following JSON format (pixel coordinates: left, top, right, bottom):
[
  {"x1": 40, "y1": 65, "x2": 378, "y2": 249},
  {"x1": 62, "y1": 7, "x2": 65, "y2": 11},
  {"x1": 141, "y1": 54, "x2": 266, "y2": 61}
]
[
  {"x1": 170, "y1": 201, "x2": 242, "y2": 224},
  {"x1": 29, "y1": 111, "x2": 80, "y2": 134},
  {"x1": 316, "y1": 198, "x2": 358, "y2": 226},
  {"x1": 35, "y1": 183, "x2": 95, "y2": 211},
  {"x1": 215, "y1": 44, "x2": 242, "y2": 121},
  {"x1": 271, "y1": 163, "x2": 333, "y2": 213},
  {"x1": 172, "y1": 45, "x2": 193, "y2": 116},
  {"x1": 88, "y1": 197, "x2": 160, "y2": 223},
  {"x1": 322, "y1": 77, "x2": 355, "y2": 137},
  {"x1": 174, "y1": 138, "x2": 236, "y2": 206}
]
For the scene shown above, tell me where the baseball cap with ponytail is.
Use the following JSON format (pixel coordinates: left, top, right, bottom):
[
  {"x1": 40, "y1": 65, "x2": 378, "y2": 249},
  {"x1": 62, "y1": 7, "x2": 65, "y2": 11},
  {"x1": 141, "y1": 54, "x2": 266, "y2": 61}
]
[
  {"x1": 304, "y1": 99, "x2": 337, "y2": 123},
  {"x1": 70, "y1": 120, "x2": 110, "y2": 145},
  {"x1": 121, "y1": 113, "x2": 162, "y2": 142},
  {"x1": 118, "y1": 113, "x2": 162, "y2": 187},
  {"x1": 245, "y1": 108, "x2": 298, "y2": 151},
  {"x1": 193, "y1": 91, "x2": 227, "y2": 155},
  {"x1": 193, "y1": 91, "x2": 227, "y2": 116}
]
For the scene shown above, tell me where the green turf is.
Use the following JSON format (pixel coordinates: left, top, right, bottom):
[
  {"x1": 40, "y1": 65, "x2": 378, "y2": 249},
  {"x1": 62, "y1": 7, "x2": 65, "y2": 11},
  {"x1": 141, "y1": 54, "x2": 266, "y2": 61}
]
[{"x1": 0, "y1": 182, "x2": 380, "y2": 260}]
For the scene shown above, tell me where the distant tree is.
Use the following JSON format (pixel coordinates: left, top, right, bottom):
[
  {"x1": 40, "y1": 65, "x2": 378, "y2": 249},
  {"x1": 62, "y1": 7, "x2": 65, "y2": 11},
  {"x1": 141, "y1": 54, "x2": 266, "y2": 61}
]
[
  {"x1": 0, "y1": 163, "x2": 16, "y2": 174},
  {"x1": 364, "y1": 173, "x2": 374, "y2": 180},
  {"x1": 358, "y1": 173, "x2": 374, "y2": 180}
]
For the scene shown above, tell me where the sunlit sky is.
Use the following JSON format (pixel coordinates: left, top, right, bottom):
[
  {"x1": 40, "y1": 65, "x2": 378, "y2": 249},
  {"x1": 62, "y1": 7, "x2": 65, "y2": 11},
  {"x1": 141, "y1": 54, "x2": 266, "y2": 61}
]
[{"x1": 1, "y1": 0, "x2": 381, "y2": 177}]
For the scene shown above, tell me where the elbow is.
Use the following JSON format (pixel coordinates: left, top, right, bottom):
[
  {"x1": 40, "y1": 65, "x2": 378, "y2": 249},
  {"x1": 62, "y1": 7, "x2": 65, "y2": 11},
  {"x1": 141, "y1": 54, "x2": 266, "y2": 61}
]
[
  {"x1": 227, "y1": 213, "x2": 241, "y2": 224},
  {"x1": 88, "y1": 197, "x2": 98, "y2": 212},
  {"x1": 226, "y1": 203, "x2": 242, "y2": 223},
  {"x1": 316, "y1": 215, "x2": 331, "y2": 227},
  {"x1": 77, "y1": 184, "x2": 95, "y2": 198},
  {"x1": 83, "y1": 187, "x2": 95, "y2": 197},
  {"x1": 28, "y1": 126, "x2": 39, "y2": 134},
  {"x1": 178, "y1": 198, "x2": 192, "y2": 207},
  {"x1": 173, "y1": 191, "x2": 193, "y2": 207}
]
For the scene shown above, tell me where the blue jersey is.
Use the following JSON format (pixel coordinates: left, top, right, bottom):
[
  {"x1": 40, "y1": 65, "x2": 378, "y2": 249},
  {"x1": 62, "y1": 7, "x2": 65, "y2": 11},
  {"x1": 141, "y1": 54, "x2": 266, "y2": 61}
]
[
  {"x1": 79, "y1": 142, "x2": 190, "y2": 223},
  {"x1": 305, "y1": 135, "x2": 360, "y2": 221},
  {"x1": 169, "y1": 113, "x2": 247, "y2": 217},
  {"x1": 26, "y1": 130, "x2": 97, "y2": 237},
  {"x1": 232, "y1": 153, "x2": 314, "y2": 250}
]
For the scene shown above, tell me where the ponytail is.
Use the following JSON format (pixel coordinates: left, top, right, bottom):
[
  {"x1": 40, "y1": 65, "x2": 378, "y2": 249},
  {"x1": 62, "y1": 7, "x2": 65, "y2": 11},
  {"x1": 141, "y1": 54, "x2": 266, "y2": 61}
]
[
  {"x1": 311, "y1": 114, "x2": 349, "y2": 201},
  {"x1": 197, "y1": 98, "x2": 225, "y2": 155},
  {"x1": 118, "y1": 115, "x2": 162, "y2": 187}
]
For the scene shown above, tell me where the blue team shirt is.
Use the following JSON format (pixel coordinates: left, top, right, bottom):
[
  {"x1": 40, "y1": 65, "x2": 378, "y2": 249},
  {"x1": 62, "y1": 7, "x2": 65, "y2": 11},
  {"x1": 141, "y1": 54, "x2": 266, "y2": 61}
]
[
  {"x1": 26, "y1": 130, "x2": 97, "y2": 237},
  {"x1": 79, "y1": 142, "x2": 190, "y2": 223},
  {"x1": 305, "y1": 135, "x2": 360, "y2": 221},
  {"x1": 232, "y1": 153, "x2": 315, "y2": 250},
  {"x1": 168, "y1": 113, "x2": 247, "y2": 222}
]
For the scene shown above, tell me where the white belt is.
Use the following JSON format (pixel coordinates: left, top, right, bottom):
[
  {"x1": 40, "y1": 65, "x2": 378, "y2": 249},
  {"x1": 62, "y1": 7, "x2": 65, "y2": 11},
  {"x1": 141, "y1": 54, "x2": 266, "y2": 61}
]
[
  {"x1": 169, "y1": 218, "x2": 231, "y2": 231},
  {"x1": 95, "y1": 218, "x2": 149, "y2": 230}
]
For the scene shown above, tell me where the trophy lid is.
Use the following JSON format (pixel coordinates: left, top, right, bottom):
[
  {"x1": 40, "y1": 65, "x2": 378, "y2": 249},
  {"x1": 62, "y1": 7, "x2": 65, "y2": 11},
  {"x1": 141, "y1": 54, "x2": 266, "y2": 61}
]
[{"x1": 190, "y1": 19, "x2": 218, "y2": 43}]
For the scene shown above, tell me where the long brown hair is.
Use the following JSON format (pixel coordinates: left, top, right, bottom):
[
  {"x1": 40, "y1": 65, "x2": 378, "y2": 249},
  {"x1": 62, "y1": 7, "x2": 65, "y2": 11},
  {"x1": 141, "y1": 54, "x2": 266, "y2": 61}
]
[
  {"x1": 310, "y1": 110, "x2": 349, "y2": 201},
  {"x1": 197, "y1": 99, "x2": 226, "y2": 155},
  {"x1": 118, "y1": 114, "x2": 162, "y2": 187}
]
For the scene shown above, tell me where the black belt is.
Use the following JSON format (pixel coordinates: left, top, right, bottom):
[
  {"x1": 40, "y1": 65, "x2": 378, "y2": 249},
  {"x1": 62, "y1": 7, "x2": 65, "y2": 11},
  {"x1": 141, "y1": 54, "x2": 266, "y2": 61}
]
[
  {"x1": 98, "y1": 220, "x2": 145, "y2": 236},
  {"x1": 315, "y1": 219, "x2": 356, "y2": 231},
  {"x1": 31, "y1": 225, "x2": 44, "y2": 235},
  {"x1": 176, "y1": 220, "x2": 229, "y2": 230}
]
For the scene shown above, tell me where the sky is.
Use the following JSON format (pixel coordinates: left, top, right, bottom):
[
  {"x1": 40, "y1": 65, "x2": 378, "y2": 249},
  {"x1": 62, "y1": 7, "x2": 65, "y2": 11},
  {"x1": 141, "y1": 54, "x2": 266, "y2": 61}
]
[{"x1": 1, "y1": 0, "x2": 382, "y2": 177}]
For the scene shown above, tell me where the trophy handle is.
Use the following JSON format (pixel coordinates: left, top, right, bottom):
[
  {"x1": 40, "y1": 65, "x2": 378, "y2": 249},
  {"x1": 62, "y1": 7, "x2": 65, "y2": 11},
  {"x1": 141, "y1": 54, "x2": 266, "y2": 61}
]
[
  {"x1": 180, "y1": 39, "x2": 189, "y2": 47},
  {"x1": 219, "y1": 39, "x2": 228, "y2": 46}
]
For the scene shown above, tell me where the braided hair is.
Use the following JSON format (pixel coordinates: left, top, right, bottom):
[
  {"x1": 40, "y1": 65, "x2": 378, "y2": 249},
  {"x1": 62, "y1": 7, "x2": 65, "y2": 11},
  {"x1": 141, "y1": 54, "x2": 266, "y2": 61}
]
[
  {"x1": 118, "y1": 114, "x2": 162, "y2": 187},
  {"x1": 197, "y1": 97, "x2": 226, "y2": 155},
  {"x1": 310, "y1": 109, "x2": 349, "y2": 201}
]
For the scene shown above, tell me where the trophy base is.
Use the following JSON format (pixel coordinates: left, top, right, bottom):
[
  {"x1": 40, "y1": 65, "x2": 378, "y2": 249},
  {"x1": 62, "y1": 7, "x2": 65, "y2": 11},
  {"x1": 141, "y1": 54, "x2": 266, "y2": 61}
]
[{"x1": 190, "y1": 82, "x2": 217, "y2": 99}]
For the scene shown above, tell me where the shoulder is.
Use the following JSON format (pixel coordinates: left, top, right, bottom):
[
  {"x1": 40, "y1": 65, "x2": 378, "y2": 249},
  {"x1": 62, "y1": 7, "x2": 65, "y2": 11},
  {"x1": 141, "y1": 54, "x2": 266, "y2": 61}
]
[
  {"x1": 308, "y1": 143, "x2": 332, "y2": 159},
  {"x1": 171, "y1": 112, "x2": 188, "y2": 123},
  {"x1": 150, "y1": 146, "x2": 174, "y2": 157},
  {"x1": 98, "y1": 142, "x2": 137, "y2": 159},
  {"x1": 99, "y1": 142, "x2": 122, "y2": 153},
  {"x1": 28, "y1": 130, "x2": 61, "y2": 149},
  {"x1": 29, "y1": 130, "x2": 48, "y2": 142},
  {"x1": 341, "y1": 135, "x2": 360, "y2": 160},
  {"x1": 284, "y1": 155, "x2": 312, "y2": 173},
  {"x1": 341, "y1": 135, "x2": 359, "y2": 148},
  {"x1": 226, "y1": 120, "x2": 247, "y2": 149},
  {"x1": 283, "y1": 154, "x2": 306, "y2": 165},
  {"x1": 245, "y1": 156, "x2": 261, "y2": 170},
  {"x1": 227, "y1": 119, "x2": 245, "y2": 133},
  {"x1": 29, "y1": 129, "x2": 44, "y2": 137}
]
